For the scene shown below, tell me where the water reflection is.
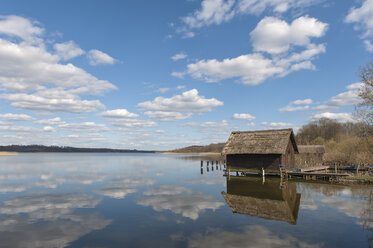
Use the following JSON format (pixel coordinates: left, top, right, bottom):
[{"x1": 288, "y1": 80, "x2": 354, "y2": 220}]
[
  {"x1": 137, "y1": 185, "x2": 224, "y2": 220},
  {"x1": 222, "y1": 177, "x2": 301, "y2": 225},
  {"x1": 0, "y1": 193, "x2": 111, "y2": 247}
]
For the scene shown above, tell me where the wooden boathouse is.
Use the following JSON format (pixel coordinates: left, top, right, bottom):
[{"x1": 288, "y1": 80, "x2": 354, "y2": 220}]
[
  {"x1": 222, "y1": 129, "x2": 298, "y2": 171},
  {"x1": 295, "y1": 145, "x2": 325, "y2": 168}
]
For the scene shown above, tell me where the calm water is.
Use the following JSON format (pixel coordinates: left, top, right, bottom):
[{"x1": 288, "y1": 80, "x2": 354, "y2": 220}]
[{"x1": 0, "y1": 153, "x2": 372, "y2": 248}]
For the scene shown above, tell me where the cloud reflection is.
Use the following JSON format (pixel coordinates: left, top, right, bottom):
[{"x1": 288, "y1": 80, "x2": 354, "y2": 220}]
[
  {"x1": 137, "y1": 185, "x2": 224, "y2": 220},
  {"x1": 188, "y1": 225, "x2": 322, "y2": 248}
]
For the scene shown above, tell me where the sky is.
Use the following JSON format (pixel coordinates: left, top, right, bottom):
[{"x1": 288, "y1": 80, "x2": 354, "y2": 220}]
[{"x1": 0, "y1": 0, "x2": 372, "y2": 150}]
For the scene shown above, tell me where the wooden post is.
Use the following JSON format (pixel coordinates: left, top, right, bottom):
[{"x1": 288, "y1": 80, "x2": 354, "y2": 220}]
[
  {"x1": 334, "y1": 163, "x2": 337, "y2": 173},
  {"x1": 201, "y1": 168, "x2": 203, "y2": 175},
  {"x1": 201, "y1": 160, "x2": 203, "y2": 167},
  {"x1": 357, "y1": 163, "x2": 360, "y2": 174},
  {"x1": 262, "y1": 168, "x2": 265, "y2": 184}
]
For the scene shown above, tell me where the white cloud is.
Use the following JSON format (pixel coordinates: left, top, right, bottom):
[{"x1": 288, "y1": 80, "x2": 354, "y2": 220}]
[
  {"x1": 184, "y1": 53, "x2": 282, "y2": 85},
  {"x1": 364, "y1": 40, "x2": 373, "y2": 52},
  {"x1": 138, "y1": 89, "x2": 223, "y2": 113},
  {"x1": 182, "y1": 0, "x2": 235, "y2": 29},
  {"x1": 176, "y1": 85, "x2": 186, "y2": 90},
  {"x1": 43, "y1": 126, "x2": 55, "y2": 132},
  {"x1": 98, "y1": 109, "x2": 139, "y2": 119},
  {"x1": 237, "y1": 0, "x2": 324, "y2": 15},
  {"x1": 87, "y1": 49, "x2": 115, "y2": 66},
  {"x1": 99, "y1": 109, "x2": 158, "y2": 128},
  {"x1": 110, "y1": 119, "x2": 158, "y2": 128},
  {"x1": 279, "y1": 105, "x2": 309, "y2": 112},
  {"x1": 144, "y1": 111, "x2": 192, "y2": 122},
  {"x1": 1, "y1": 93, "x2": 105, "y2": 113},
  {"x1": 312, "y1": 112, "x2": 356, "y2": 123},
  {"x1": 53, "y1": 40, "x2": 85, "y2": 60},
  {"x1": 0, "y1": 113, "x2": 34, "y2": 121},
  {"x1": 313, "y1": 83, "x2": 363, "y2": 110},
  {"x1": 0, "y1": 15, "x2": 117, "y2": 114},
  {"x1": 250, "y1": 16, "x2": 328, "y2": 54},
  {"x1": 171, "y1": 52, "x2": 188, "y2": 61},
  {"x1": 346, "y1": 0, "x2": 373, "y2": 52},
  {"x1": 233, "y1": 113, "x2": 256, "y2": 121},
  {"x1": 156, "y1": 88, "x2": 170, "y2": 94},
  {"x1": 34, "y1": 117, "x2": 63, "y2": 125},
  {"x1": 58, "y1": 122, "x2": 109, "y2": 132},
  {"x1": 179, "y1": 16, "x2": 327, "y2": 85},
  {"x1": 292, "y1": 98, "x2": 313, "y2": 105},
  {"x1": 279, "y1": 98, "x2": 313, "y2": 112},
  {"x1": 261, "y1": 121, "x2": 298, "y2": 129},
  {"x1": 0, "y1": 15, "x2": 44, "y2": 44}
]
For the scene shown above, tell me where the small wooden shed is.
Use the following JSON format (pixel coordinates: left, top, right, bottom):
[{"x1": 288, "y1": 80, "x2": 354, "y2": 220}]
[
  {"x1": 222, "y1": 129, "x2": 299, "y2": 170},
  {"x1": 295, "y1": 145, "x2": 325, "y2": 168}
]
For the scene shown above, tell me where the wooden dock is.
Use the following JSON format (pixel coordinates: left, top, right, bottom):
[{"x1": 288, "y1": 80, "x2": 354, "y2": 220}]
[{"x1": 223, "y1": 167, "x2": 350, "y2": 182}]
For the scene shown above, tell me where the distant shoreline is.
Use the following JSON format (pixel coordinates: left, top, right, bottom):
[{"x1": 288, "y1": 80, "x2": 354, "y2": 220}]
[
  {"x1": 162, "y1": 152, "x2": 222, "y2": 155},
  {"x1": 0, "y1": 145, "x2": 156, "y2": 153}
]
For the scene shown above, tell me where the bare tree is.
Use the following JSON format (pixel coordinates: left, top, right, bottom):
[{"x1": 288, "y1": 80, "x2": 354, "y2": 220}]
[{"x1": 357, "y1": 61, "x2": 373, "y2": 127}]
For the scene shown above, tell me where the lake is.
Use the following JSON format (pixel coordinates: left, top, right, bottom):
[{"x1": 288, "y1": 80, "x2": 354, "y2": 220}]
[{"x1": 0, "y1": 153, "x2": 372, "y2": 248}]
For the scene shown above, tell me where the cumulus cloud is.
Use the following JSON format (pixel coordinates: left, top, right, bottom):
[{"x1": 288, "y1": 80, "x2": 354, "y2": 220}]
[
  {"x1": 0, "y1": 15, "x2": 117, "y2": 114},
  {"x1": 346, "y1": 0, "x2": 373, "y2": 51},
  {"x1": 156, "y1": 88, "x2": 170, "y2": 94},
  {"x1": 279, "y1": 98, "x2": 313, "y2": 112},
  {"x1": 182, "y1": 0, "x2": 235, "y2": 29},
  {"x1": 58, "y1": 122, "x2": 109, "y2": 132},
  {"x1": 43, "y1": 126, "x2": 55, "y2": 132},
  {"x1": 179, "y1": 19, "x2": 326, "y2": 85},
  {"x1": 34, "y1": 117, "x2": 64, "y2": 125},
  {"x1": 144, "y1": 111, "x2": 192, "y2": 122},
  {"x1": 313, "y1": 83, "x2": 363, "y2": 110},
  {"x1": 183, "y1": 47, "x2": 324, "y2": 85},
  {"x1": 138, "y1": 89, "x2": 223, "y2": 122},
  {"x1": 99, "y1": 109, "x2": 139, "y2": 119},
  {"x1": 1, "y1": 93, "x2": 106, "y2": 113},
  {"x1": 312, "y1": 112, "x2": 356, "y2": 123},
  {"x1": 139, "y1": 89, "x2": 223, "y2": 113},
  {"x1": 0, "y1": 15, "x2": 44, "y2": 43},
  {"x1": 0, "y1": 113, "x2": 34, "y2": 121},
  {"x1": 250, "y1": 16, "x2": 328, "y2": 54},
  {"x1": 233, "y1": 113, "x2": 256, "y2": 121},
  {"x1": 87, "y1": 49, "x2": 116, "y2": 65},
  {"x1": 177, "y1": 0, "x2": 324, "y2": 37},
  {"x1": 137, "y1": 185, "x2": 224, "y2": 220},
  {"x1": 171, "y1": 52, "x2": 188, "y2": 61},
  {"x1": 99, "y1": 109, "x2": 157, "y2": 128},
  {"x1": 261, "y1": 121, "x2": 298, "y2": 129},
  {"x1": 53, "y1": 40, "x2": 85, "y2": 60},
  {"x1": 237, "y1": 0, "x2": 324, "y2": 15}
]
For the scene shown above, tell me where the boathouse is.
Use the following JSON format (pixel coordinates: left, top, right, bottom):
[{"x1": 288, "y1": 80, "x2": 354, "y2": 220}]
[
  {"x1": 222, "y1": 129, "x2": 298, "y2": 170},
  {"x1": 295, "y1": 145, "x2": 325, "y2": 168}
]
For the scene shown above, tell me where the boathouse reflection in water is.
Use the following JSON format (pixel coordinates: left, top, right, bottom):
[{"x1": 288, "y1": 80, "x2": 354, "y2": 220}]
[{"x1": 221, "y1": 177, "x2": 301, "y2": 225}]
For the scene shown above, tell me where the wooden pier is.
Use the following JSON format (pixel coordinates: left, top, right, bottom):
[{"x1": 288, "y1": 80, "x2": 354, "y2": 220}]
[{"x1": 222, "y1": 167, "x2": 350, "y2": 182}]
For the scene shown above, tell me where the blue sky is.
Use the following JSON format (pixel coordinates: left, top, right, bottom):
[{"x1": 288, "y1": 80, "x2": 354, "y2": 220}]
[{"x1": 0, "y1": 0, "x2": 372, "y2": 150}]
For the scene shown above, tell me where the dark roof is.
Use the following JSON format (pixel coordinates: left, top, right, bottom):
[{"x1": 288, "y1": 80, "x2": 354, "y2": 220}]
[
  {"x1": 297, "y1": 145, "x2": 325, "y2": 154},
  {"x1": 222, "y1": 129, "x2": 298, "y2": 155}
]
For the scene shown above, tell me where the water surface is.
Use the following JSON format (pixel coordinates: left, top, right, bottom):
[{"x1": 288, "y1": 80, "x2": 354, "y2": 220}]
[{"x1": 0, "y1": 153, "x2": 372, "y2": 247}]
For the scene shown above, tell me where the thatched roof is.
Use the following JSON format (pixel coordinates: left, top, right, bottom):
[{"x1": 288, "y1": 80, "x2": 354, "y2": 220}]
[
  {"x1": 221, "y1": 192, "x2": 300, "y2": 225},
  {"x1": 222, "y1": 129, "x2": 298, "y2": 155},
  {"x1": 298, "y1": 145, "x2": 325, "y2": 154}
]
